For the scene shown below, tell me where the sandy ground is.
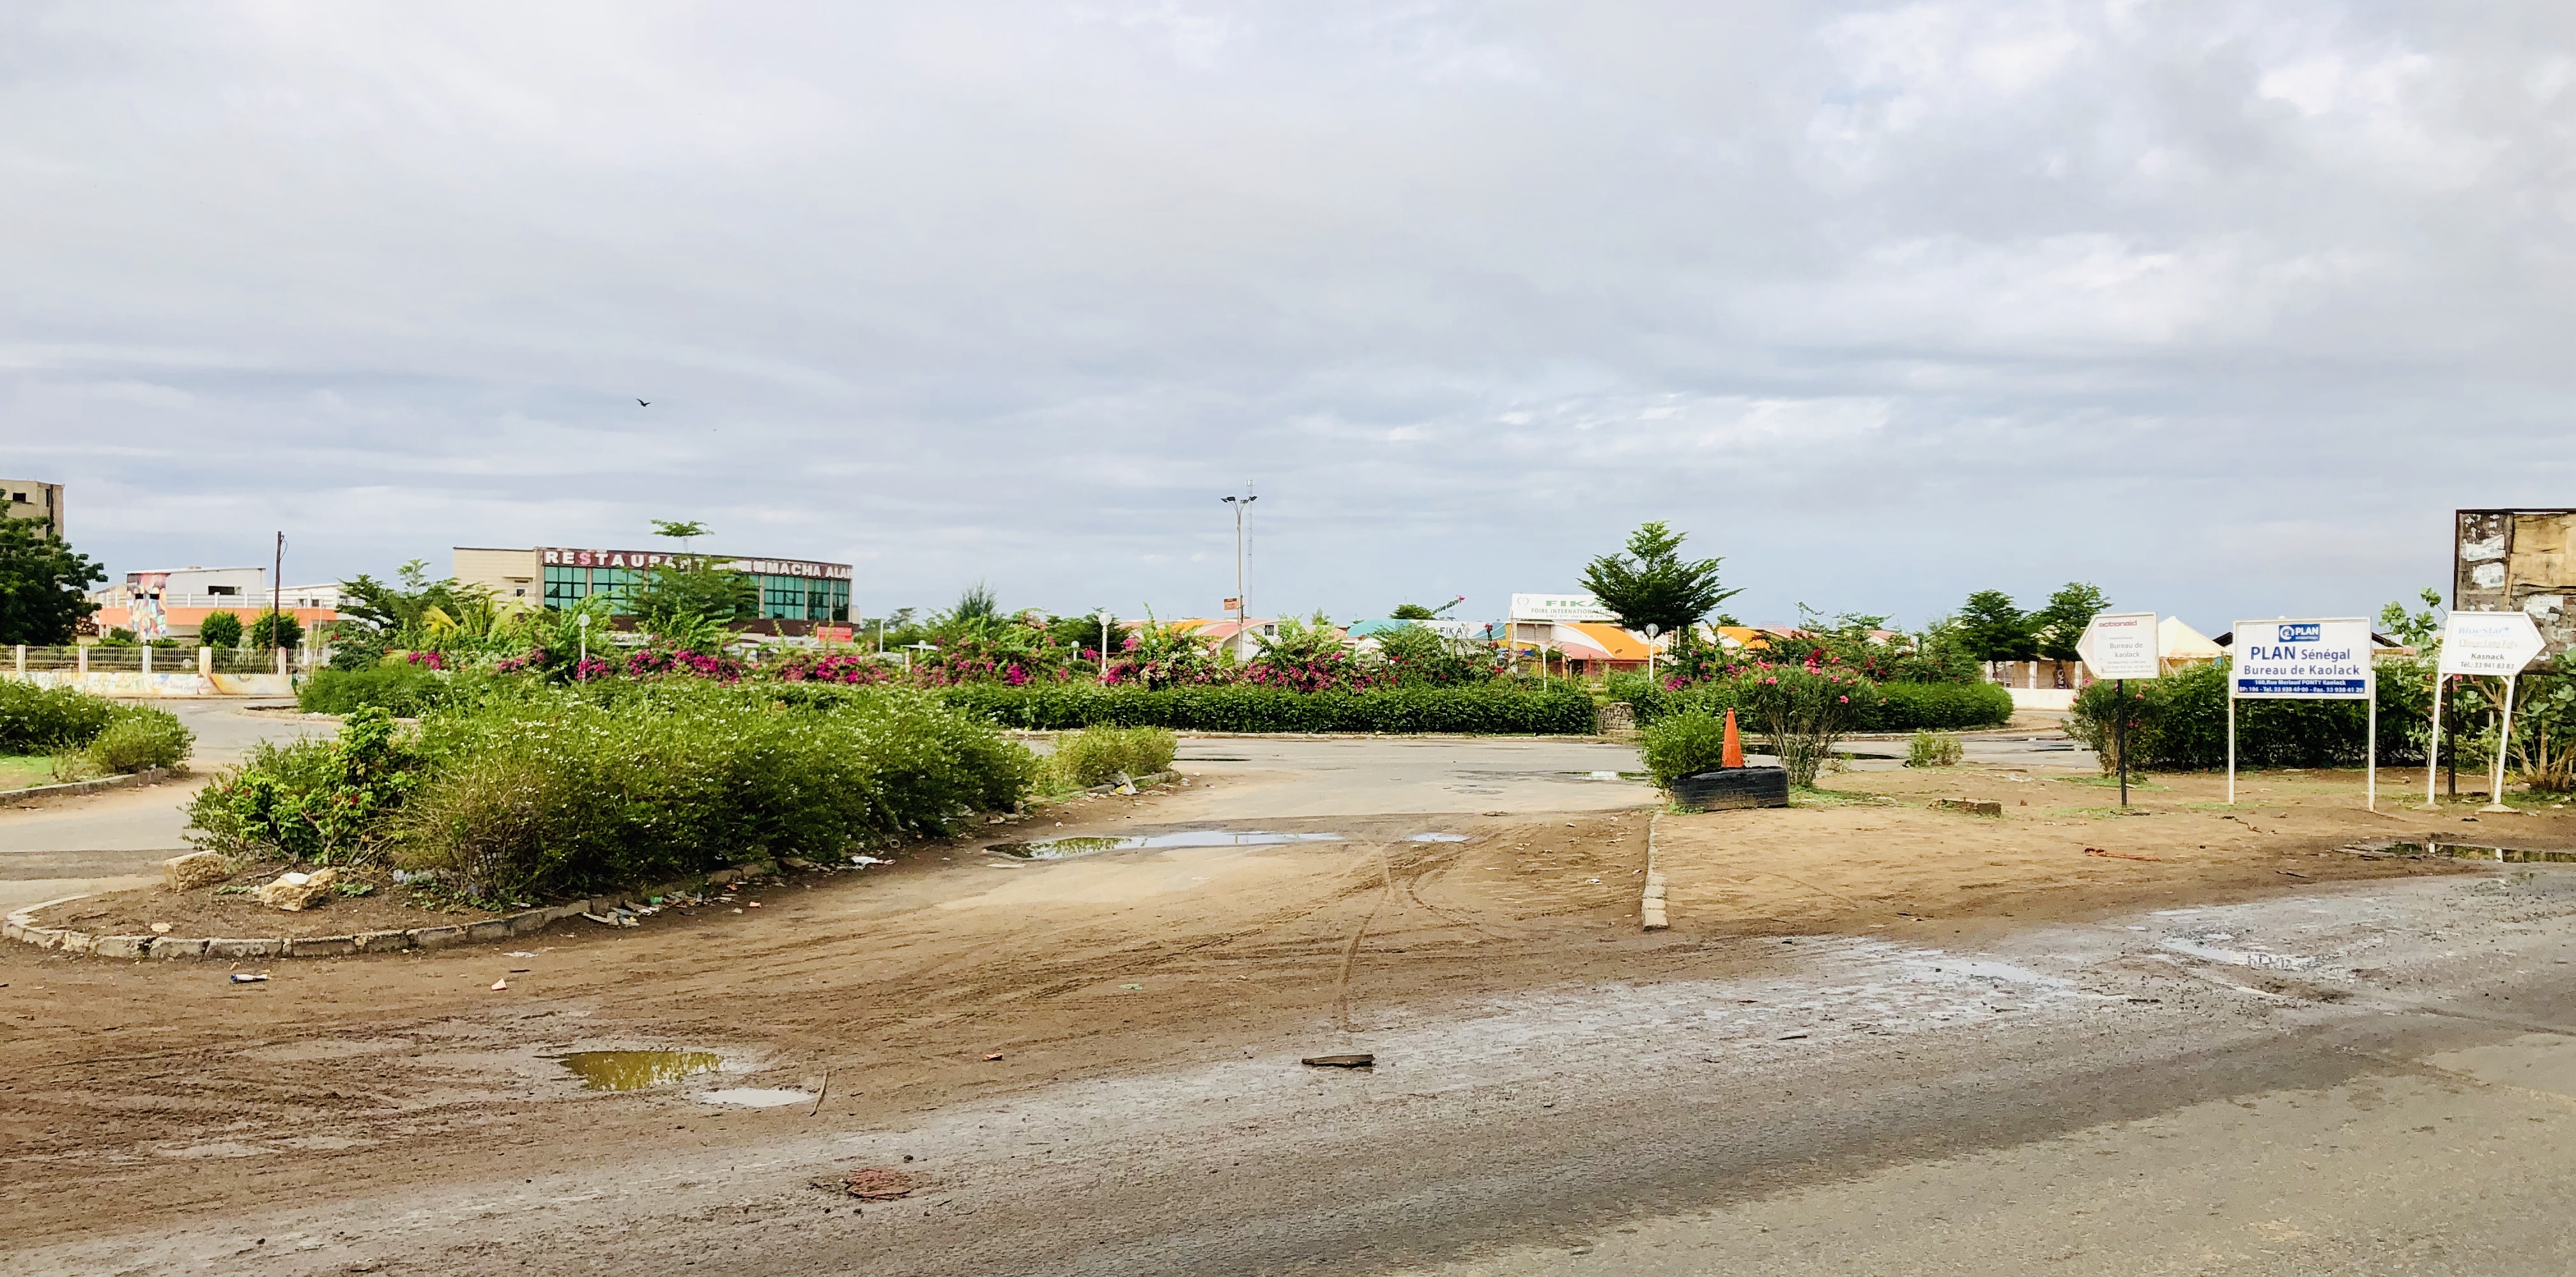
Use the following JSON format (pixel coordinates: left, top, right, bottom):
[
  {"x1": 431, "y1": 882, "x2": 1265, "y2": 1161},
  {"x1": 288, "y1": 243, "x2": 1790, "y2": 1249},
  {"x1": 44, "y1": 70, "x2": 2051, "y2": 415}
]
[{"x1": 0, "y1": 737, "x2": 2563, "y2": 1273}]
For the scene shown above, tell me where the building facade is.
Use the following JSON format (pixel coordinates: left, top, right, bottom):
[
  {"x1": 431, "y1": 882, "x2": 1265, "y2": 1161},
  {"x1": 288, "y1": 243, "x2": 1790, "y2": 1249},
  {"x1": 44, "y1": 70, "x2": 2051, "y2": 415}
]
[
  {"x1": 86, "y1": 568, "x2": 341, "y2": 640},
  {"x1": 1, "y1": 479, "x2": 65, "y2": 540},
  {"x1": 454, "y1": 546, "x2": 852, "y2": 624}
]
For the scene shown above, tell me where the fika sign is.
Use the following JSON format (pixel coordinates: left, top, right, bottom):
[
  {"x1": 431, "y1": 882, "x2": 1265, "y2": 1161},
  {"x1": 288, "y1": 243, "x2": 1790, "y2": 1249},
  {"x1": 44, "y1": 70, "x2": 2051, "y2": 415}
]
[{"x1": 2075, "y1": 612, "x2": 2159, "y2": 681}]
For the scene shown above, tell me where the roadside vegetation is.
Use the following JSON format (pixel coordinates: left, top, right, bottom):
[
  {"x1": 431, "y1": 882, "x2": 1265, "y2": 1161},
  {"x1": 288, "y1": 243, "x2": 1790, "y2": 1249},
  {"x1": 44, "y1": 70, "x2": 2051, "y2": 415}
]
[{"x1": 0, "y1": 681, "x2": 192, "y2": 783}]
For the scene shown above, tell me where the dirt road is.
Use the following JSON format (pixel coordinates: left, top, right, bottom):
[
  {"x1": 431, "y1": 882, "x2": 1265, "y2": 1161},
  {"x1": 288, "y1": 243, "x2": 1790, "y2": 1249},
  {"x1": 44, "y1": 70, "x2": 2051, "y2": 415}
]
[{"x1": 3, "y1": 739, "x2": 2568, "y2": 1274}]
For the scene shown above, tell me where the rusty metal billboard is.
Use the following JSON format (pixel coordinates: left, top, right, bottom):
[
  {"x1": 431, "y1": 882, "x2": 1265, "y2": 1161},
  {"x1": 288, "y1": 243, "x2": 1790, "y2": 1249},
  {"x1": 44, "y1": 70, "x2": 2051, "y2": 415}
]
[{"x1": 2453, "y1": 509, "x2": 2576, "y2": 666}]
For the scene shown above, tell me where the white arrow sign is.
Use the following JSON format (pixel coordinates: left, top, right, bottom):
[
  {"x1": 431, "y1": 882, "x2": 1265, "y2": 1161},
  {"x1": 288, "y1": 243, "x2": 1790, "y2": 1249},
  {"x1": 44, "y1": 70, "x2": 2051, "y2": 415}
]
[
  {"x1": 2076, "y1": 612, "x2": 2160, "y2": 681},
  {"x1": 2437, "y1": 610, "x2": 2545, "y2": 676}
]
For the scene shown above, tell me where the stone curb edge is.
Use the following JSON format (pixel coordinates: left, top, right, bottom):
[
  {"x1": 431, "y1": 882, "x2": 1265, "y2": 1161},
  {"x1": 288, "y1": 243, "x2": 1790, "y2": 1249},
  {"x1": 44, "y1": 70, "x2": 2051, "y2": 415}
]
[
  {"x1": 1641, "y1": 810, "x2": 1667, "y2": 931},
  {"x1": 4, "y1": 862, "x2": 780, "y2": 963},
  {"x1": 3, "y1": 767, "x2": 178, "y2": 809}
]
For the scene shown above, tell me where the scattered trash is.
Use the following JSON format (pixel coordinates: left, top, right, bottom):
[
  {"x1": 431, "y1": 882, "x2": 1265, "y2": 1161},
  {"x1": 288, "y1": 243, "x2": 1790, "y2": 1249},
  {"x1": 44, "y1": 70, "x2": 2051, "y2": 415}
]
[
  {"x1": 2084, "y1": 847, "x2": 2160, "y2": 862},
  {"x1": 746, "y1": 902, "x2": 761, "y2": 908},
  {"x1": 2277, "y1": 869, "x2": 2312, "y2": 879},
  {"x1": 1301, "y1": 1053, "x2": 1374, "y2": 1069},
  {"x1": 1406, "y1": 833, "x2": 1469, "y2": 842},
  {"x1": 150, "y1": 922, "x2": 172, "y2": 934},
  {"x1": 505, "y1": 951, "x2": 536, "y2": 958},
  {"x1": 850, "y1": 856, "x2": 891, "y2": 866},
  {"x1": 558, "y1": 1050, "x2": 723, "y2": 1090},
  {"x1": 983, "y1": 1052, "x2": 1004, "y2": 1061},
  {"x1": 1775, "y1": 1032, "x2": 1809, "y2": 1041},
  {"x1": 490, "y1": 979, "x2": 509, "y2": 990},
  {"x1": 229, "y1": 973, "x2": 269, "y2": 984},
  {"x1": 841, "y1": 1167, "x2": 916, "y2": 1200},
  {"x1": 988, "y1": 830, "x2": 1344, "y2": 860},
  {"x1": 1119, "y1": 983, "x2": 1143, "y2": 990}
]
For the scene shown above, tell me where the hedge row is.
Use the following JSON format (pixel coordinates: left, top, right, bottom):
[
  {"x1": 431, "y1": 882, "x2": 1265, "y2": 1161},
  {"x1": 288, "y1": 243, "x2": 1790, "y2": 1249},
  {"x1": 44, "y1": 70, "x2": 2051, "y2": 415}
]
[
  {"x1": 930, "y1": 681, "x2": 1602, "y2": 734},
  {"x1": 1609, "y1": 677, "x2": 2012, "y2": 733},
  {"x1": 2069, "y1": 660, "x2": 2435, "y2": 771}
]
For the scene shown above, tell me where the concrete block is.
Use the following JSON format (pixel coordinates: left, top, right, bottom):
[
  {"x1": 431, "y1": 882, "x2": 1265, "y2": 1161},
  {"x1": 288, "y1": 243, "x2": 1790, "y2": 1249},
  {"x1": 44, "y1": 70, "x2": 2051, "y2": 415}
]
[
  {"x1": 506, "y1": 910, "x2": 553, "y2": 936},
  {"x1": 464, "y1": 919, "x2": 512, "y2": 943},
  {"x1": 2, "y1": 921, "x2": 20, "y2": 944},
  {"x1": 93, "y1": 936, "x2": 153, "y2": 959},
  {"x1": 287, "y1": 935, "x2": 356, "y2": 958},
  {"x1": 1641, "y1": 883, "x2": 1667, "y2": 900},
  {"x1": 355, "y1": 930, "x2": 413, "y2": 953},
  {"x1": 205, "y1": 937, "x2": 280, "y2": 959},
  {"x1": 411, "y1": 925, "x2": 464, "y2": 950},
  {"x1": 153, "y1": 937, "x2": 209, "y2": 959},
  {"x1": 56, "y1": 931, "x2": 95, "y2": 955}
]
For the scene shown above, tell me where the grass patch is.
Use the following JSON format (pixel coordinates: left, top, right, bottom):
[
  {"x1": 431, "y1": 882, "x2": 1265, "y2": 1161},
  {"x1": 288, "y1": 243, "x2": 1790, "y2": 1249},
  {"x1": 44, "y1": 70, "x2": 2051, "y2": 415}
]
[
  {"x1": 0, "y1": 754, "x2": 56, "y2": 791},
  {"x1": 2047, "y1": 805, "x2": 2158, "y2": 819},
  {"x1": 1790, "y1": 786, "x2": 1894, "y2": 809}
]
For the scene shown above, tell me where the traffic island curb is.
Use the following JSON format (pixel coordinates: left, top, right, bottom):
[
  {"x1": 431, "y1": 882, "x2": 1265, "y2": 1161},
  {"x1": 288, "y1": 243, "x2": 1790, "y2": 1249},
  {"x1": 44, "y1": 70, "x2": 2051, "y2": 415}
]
[
  {"x1": 2, "y1": 767, "x2": 180, "y2": 809},
  {"x1": 1641, "y1": 812, "x2": 1668, "y2": 931},
  {"x1": 4, "y1": 862, "x2": 781, "y2": 963}
]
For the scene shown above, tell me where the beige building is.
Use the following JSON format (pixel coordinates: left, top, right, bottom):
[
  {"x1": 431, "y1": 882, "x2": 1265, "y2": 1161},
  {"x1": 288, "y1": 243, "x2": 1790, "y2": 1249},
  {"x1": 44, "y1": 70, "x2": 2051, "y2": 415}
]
[
  {"x1": 454, "y1": 545, "x2": 852, "y2": 626},
  {"x1": 1, "y1": 479, "x2": 65, "y2": 539}
]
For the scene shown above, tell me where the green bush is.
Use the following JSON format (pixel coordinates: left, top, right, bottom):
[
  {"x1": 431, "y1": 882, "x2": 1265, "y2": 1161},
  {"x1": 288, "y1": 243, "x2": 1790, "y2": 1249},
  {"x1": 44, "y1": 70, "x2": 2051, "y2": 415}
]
[
  {"x1": 197, "y1": 610, "x2": 243, "y2": 649},
  {"x1": 1905, "y1": 729, "x2": 1964, "y2": 768},
  {"x1": 392, "y1": 683, "x2": 1038, "y2": 896},
  {"x1": 1050, "y1": 725, "x2": 1179, "y2": 787},
  {"x1": 86, "y1": 706, "x2": 193, "y2": 773},
  {"x1": 2068, "y1": 660, "x2": 2434, "y2": 772},
  {"x1": 298, "y1": 663, "x2": 448, "y2": 716},
  {"x1": 187, "y1": 706, "x2": 415, "y2": 863},
  {"x1": 932, "y1": 681, "x2": 1598, "y2": 734},
  {"x1": 0, "y1": 681, "x2": 117, "y2": 753},
  {"x1": 1639, "y1": 710, "x2": 1731, "y2": 787},
  {"x1": 1609, "y1": 677, "x2": 2008, "y2": 733}
]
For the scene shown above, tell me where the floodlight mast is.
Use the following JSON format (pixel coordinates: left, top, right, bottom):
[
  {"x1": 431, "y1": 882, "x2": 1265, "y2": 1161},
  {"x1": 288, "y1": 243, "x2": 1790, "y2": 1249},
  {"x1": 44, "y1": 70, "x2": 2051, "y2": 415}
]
[{"x1": 1222, "y1": 486, "x2": 1257, "y2": 630}]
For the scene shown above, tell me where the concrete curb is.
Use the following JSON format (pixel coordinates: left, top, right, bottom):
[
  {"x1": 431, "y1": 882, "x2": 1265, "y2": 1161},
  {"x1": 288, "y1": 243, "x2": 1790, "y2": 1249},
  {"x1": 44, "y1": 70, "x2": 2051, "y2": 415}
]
[
  {"x1": 1641, "y1": 812, "x2": 1667, "y2": 931},
  {"x1": 3, "y1": 767, "x2": 179, "y2": 809},
  {"x1": 4, "y1": 862, "x2": 780, "y2": 963}
]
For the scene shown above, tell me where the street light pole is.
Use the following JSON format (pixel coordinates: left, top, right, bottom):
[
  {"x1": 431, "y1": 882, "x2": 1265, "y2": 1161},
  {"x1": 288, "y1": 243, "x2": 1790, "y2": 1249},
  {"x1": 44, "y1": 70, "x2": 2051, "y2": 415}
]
[
  {"x1": 1222, "y1": 488, "x2": 1257, "y2": 630},
  {"x1": 1097, "y1": 608, "x2": 1113, "y2": 684}
]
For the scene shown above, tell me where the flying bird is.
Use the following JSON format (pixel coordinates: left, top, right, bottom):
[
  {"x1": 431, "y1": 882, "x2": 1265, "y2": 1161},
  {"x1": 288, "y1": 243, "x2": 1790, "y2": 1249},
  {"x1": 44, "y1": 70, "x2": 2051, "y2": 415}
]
[{"x1": 637, "y1": 398, "x2": 650, "y2": 407}]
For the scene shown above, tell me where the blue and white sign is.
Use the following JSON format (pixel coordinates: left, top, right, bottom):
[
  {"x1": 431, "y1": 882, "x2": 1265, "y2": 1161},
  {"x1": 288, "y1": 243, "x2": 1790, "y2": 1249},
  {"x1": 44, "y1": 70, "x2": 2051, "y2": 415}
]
[{"x1": 2231, "y1": 617, "x2": 2372, "y2": 700}]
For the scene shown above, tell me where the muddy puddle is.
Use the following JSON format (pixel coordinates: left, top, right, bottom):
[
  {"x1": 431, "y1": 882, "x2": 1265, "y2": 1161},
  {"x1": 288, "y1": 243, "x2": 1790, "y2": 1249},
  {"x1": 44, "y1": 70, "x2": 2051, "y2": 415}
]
[
  {"x1": 1407, "y1": 832, "x2": 1470, "y2": 842},
  {"x1": 556, "y1": 1050, "x2": 724, "y2": 1091},
  {"x1": 2407, "y1": 842, "x2": 2576, "y2": 864},
  {"x1": 988, "y1": 830, "x2": 1345, "y2": 860}
]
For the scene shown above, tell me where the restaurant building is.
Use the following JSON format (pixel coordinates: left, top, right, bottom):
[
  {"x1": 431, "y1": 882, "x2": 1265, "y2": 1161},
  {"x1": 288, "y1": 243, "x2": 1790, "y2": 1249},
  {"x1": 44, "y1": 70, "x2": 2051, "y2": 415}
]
[{"x1": 454, "y1": 545, "x2": 852, "y2": 626}]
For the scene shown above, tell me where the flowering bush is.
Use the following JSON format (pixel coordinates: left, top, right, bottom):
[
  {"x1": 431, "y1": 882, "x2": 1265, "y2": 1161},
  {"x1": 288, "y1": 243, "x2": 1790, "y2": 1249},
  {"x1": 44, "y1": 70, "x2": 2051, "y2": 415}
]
[
  {"x1": 1726, "y1": 657, "x2": 1880, "y2": 787},
  {"x1": 774, "y1": 651, "x2": 899, "y2": 685}
]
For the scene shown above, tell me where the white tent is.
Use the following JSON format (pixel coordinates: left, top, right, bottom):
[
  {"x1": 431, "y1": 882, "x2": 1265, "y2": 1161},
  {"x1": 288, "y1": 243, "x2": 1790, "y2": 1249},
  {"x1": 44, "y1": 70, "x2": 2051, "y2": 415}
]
[{"x1": 2158, "y1": 616, "x2": 2223, "y2": 670}]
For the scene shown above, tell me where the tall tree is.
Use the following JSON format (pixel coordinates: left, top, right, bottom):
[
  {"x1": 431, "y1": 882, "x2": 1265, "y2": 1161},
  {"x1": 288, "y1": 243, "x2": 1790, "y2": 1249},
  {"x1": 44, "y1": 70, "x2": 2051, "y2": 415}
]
[
  {"x1": 1579, "y1": 521, "x2": 1740, "y2": 647},
  {"x1": 0, "y1": 520, "x2": 103, "y2": 645},
  {"x1": 1390, "y1": 603, "x2": 1438, "y2": 620},
  {"x1": 629, "y1": 559, "x2": 758, "y2": 626},
  {"x1": 1956, "y1": 589, "x2": 2037, "y2": 662},
  {"x1": 2029, "y1": 582, "x2": 2111, "y2": 662}
]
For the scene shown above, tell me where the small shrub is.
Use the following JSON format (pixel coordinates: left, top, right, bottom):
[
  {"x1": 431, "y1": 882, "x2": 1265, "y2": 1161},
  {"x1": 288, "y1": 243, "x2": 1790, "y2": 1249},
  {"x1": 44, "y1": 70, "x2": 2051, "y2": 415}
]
[
  {"x1": 186, "y1": 706, "x2": 417, "y2": 863},
  {"x1": 935, "y1": 681, "x2": 1597, "y2": 734},
  {"x1": 86, "y1": 706, "x2": 193, "y2": 773},
  {"x1": 197, "y1": 610, "x2": 244, "y2": 649},
  {"x1": 1735, "y1": 665, "x2": 1878, "y2": 787},
  {"x1": 1905, "y1": 730, "x2": 1964, "y2": 768},
  {"x1": 1051, "y1": 725, "x2": 1179, "y2": 787},
  {"x1": 1639, "y1": 711, "x2": 1731, "y2": 787},
  {"x1": 0, "y1": 681, "x2": 116, "y2": 753},
  {"x1": 298, "y1": 663, "x2": 448, "y2": 716}
]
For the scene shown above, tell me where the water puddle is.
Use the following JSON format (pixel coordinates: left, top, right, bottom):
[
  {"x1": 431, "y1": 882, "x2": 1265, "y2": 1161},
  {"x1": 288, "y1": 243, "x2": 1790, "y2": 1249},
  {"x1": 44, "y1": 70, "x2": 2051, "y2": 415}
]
[
  {"x1": 700, "y1": 1087, "x2": 813, "y2": 1108},
  {"x1": 1407, "y1": 832, "x2": 1469, "y2": 842},
  {"x1": 988, "y1": 830, "x2": 1345, "y2": 860},
  {"x1": 2160, "y1": 937, "x2": 2317, "y2": 971},
  {"x1": 556, "y1": 1050, "x2": 723, "y2": 1091},
  {"x1": 2409, "y1": 842, "x2": 2576, "y2": 864}
]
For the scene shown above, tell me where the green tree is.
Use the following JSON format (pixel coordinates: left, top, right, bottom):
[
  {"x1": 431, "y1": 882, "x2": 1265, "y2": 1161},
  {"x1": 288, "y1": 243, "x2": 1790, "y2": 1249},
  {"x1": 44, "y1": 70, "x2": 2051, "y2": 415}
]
[
  {"x1": 1579, "y1": 521, "x2": 1740, "y2": 649},
  {"x1": 247, "y1": 610, "x2": 305, "y2": 650},
  {"x1": 650, "y1": 519, "x2": 710, "y2": 548},
  {"x1": 629, "y1": 559, "x2": 758, "y2": 628},
  {"x1": 2030, "y1": 582, "x2": 2111, "y2": 662},
  {"x1": 948, "y1": 582, "x2": 1000, "y2": 623},
  {"x1": 0, "y1": 519, "x2": 103, "y2": 646},
  {"x1": 337, "y1": 561, "x2": 472, "y2": 642},
  {"x1": 1957, "y1": 590, "x2": 2036, "y2": 662},
  {"x1": 197, "y1": 610, "x2": 244, "y2": 649},
  {"x1": 2379, "y1": 587, "x2": 2445, "y2": 648},
  {"x1": 1390, "y1": 602, "x2": 1438, "y2": 620}
]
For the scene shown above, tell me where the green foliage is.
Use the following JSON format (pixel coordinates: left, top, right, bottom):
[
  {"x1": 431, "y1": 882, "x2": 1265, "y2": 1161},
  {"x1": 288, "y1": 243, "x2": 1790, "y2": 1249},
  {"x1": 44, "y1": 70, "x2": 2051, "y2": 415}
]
[
  {"x1": 0, "y1": 681, "x2": 118, "y2": 753},
  {"x1": 1050, "y1": 725, "x2": 1179, "y2": 787},
  {"x1": 298, "y1": 663, "x2": 450, "y2": 716},
  {"x1": 1608, "y1": 676, "x2": 2007, "y2": 732},
  {"x1": 197, "y1": 610, "x2": 244, "y2": 649},
  {"x1": 1580, "y1": 521, "x2": 1740, "y2": 650},
  {"x1": 1906, "y1": 730, "x2": 1965, "y2": 768},
  {"x1": 337, "y1": 561, "x2": 476, "y2": 642},
  {"x1": 629, "y1": 559, "x2": 758, "y2": 628},
  {"x1": 247, "y1": 610, "x2": 304, "y2": 650},
  {"x1": 1372, "y1": 623, "x2": 1509, "y2": 685},
  {"x1": 949, "y1": 582, "x2": 1000, "y2": 622},
  {"x1": 2030, "y1": 582, "x2": 2111, "y2": 662},
  {"x1": 86, "y1": 706, "x2": 194, "y2": 773},
  {"x1": 1390, "y1": 603, "x2": 1438, "y2": 620},
  {"x1": 2379, "y1": 587, "x2": 2445, "y2": 649},
  {"x1": 1736, "y1": 664, "x2": 1878, "y2": 787},
  {"x1": 2067, "y1": 660, "x2": 2434, "y2": 772},
  {"x1": 1638, "y1": 711, "x2": 1732, "y2": 787},
  {"x1": 392, "y1": 683, "x2": 1037, "y2": 896},
  {"x1": 1252, "y1": 612, "x2": 1351, "y2": 666},
  {"x1": 1043, "y1": 612, "x2": 1137, "y2": 664},
  {"x1": 1957, "y1": 589, "x2": 2035, "y2": 662},
  {"x1": 650, "y1": 519, "x2": 711, "y2": 543},
  {"x1": 186, "y1": 706, "x2": 419, "y2": 864},
  {"x1": 933, "y1": 680, "x2": 1599, "y2": 734},
  {"x1": 0, "y1": 518, "x2": 104, "y2": 645}
]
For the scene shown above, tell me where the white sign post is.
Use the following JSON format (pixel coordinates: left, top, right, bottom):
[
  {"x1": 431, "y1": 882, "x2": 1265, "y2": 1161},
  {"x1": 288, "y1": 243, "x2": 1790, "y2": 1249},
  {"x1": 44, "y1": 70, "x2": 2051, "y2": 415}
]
[
  {"x1": 2076, "y1": 612, "x2": 2159, "y2": 805},
  {"x1": 2230, "y1": 618, "x2": 2376, "y2": 809},
  {"x1": 2429, "y1": 610, "x2": 2545, "y2": 814}
]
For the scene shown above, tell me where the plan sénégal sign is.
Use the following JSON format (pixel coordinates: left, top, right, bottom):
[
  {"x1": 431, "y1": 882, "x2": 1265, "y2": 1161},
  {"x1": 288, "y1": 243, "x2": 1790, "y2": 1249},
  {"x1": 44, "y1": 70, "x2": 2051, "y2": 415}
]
[{"x1": 2231, "y1": 618, "x2": 2372, "y2": 700}]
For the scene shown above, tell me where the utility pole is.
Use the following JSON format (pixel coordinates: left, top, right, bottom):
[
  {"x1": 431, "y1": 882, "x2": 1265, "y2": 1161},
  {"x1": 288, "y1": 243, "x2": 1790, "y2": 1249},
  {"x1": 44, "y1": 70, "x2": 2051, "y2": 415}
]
[
  {"x1": 272, "y1": 531, "x2": 285, "y2": 654},
  {"x1": 1222, "y1": 485, "x2": 1257, "y2": 630}
]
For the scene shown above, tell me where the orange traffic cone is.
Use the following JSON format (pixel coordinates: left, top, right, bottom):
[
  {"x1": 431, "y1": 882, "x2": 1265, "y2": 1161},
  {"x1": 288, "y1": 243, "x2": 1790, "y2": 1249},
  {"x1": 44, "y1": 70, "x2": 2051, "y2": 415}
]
[{"x1": 1721, "y1": 708, "x2": 1744, "y2": 769}]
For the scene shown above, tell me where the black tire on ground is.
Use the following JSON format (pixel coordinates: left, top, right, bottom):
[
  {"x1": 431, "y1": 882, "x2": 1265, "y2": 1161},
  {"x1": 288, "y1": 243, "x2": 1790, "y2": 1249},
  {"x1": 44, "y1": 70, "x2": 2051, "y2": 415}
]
[{"x1": 1668, "y1": 766, "x2": 1790, "y2": 812}]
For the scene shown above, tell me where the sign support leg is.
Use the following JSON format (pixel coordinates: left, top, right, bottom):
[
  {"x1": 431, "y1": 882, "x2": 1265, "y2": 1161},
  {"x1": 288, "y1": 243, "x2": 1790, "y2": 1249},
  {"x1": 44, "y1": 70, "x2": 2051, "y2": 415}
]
[
  {"x1": 2226, "y1": 688, "x2": 2237, "y2": 805},
  {"x1": 2422, "y1": 672, "x2": 2442, "y2": 810},
  {"x1": 2365, "y1": 677, "x2": 2376, "y2": 813},
  {"x1": 2115, "y1": 678, "x2": 2128, "y2": 807},
  {"x1": 2483, "y1": 674, "x2": 2519, "y2": 814}
]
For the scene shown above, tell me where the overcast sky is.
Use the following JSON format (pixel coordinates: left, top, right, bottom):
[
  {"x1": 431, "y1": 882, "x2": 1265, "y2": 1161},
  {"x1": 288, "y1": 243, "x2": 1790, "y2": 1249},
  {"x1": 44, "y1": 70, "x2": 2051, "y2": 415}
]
[{"x1": 6, "y1": 2, "x2": 2572, "y2": 631}]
